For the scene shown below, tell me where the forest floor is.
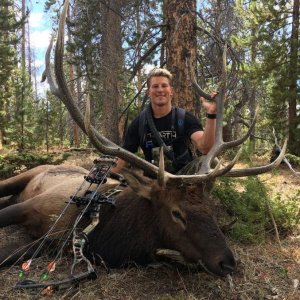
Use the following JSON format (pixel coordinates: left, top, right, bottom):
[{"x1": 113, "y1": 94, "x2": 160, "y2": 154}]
[{"x1": 0, "y1": 153, "x2": 299, "y2": 300}]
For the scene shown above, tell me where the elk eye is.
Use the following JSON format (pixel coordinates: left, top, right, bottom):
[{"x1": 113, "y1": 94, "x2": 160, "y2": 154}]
[{"x1": 172, "y1": 210, "x2": 186, "y2": 226}]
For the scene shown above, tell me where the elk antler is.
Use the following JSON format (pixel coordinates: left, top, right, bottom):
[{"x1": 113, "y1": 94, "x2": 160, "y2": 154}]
[{"x1": 46, "y1": 0, "x2": 286, "y2": 185}]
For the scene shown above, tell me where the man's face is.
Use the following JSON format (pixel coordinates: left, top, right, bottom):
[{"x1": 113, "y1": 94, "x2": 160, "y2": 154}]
[{"x1": 147, "y1": 76, "x2": 173, "y2": 107}]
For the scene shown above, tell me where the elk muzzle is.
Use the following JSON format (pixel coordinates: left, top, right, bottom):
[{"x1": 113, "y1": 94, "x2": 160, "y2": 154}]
[{"x1": 198, "y1": 248, "x2": 237, "y2": 276}]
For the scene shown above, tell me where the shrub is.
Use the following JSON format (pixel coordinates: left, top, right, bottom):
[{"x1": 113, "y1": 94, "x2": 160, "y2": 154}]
[
  {"x1": 212, "y1": 176, "x2": 299, "y2": 244},
  {"x1": 0, "y1": 152, "x2": 70, "y2": 179},
  {"x1": 270, "y1": 190, "x2": 300, "y2": 235}
]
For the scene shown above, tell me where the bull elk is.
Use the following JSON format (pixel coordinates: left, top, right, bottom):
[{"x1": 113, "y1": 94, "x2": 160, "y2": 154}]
[{"x1": 0, "y1": 0, "x2": 286, "y2": 285}]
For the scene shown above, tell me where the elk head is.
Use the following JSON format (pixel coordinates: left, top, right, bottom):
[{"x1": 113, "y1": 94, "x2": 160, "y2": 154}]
[{"x1": 116, "y1": 167, "x2": 236, "y2": 276}]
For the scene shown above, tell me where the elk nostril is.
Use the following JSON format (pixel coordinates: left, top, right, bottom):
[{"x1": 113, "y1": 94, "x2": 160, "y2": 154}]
[{"x1": 219, "y1": 261, "x2": 236, "y2": 274}]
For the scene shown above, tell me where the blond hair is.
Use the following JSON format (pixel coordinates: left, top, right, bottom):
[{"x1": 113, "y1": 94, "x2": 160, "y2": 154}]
[{"x1": 146, "y1": 68, "x2": 173, "y2": 88}]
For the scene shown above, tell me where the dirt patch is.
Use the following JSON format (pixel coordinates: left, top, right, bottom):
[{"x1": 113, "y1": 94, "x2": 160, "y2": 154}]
[
  {"x1": 235, "y1": 162, "x2": 300, "y2": 201},
  {"x1": 0, "y1": 238, "x2": 299, "y2": 299}
]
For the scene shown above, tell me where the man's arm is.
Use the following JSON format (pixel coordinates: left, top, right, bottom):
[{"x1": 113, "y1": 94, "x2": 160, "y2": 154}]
[
  {"x1": 191, "y1": 93, "x2": 218, "y2": 154},
  {"x1": 191, "y1": 117, "x2": 216, "y2": 154}
]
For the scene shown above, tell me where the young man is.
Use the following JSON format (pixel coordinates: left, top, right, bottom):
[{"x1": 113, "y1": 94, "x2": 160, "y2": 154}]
[{"x1": 113, "y1": 68, "x2": 217, "y2": 174}]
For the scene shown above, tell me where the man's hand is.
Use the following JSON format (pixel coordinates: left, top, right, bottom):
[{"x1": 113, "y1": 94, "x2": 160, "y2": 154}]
[{"x1": 200, "y1": 92, "x2": 218, "y2": 114}]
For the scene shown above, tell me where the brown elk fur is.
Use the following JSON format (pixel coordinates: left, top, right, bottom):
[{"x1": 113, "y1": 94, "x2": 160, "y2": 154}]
[{"x1": 0, "y1": 165, "x2": 236, "y2": 276}]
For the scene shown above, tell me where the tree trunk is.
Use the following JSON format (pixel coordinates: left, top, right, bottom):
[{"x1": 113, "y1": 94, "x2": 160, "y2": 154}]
[
  {"x1": 76, "y1": 65, "x2": 83, "y2": 144},
  {"x1": 0, "y1": 129, "x2": 3, "y2": 150},
  {"x1": 288, "y1": 0, "x2": 299, "y2": 155},
  {"x1": 249, "y1": 27, "x2": 257, "y2": 150},
  {"x1": 26, "y1": 21, "x2": 32, "y2": 81},
  {"x1": 32, "y1": 48, "x2": 38, "y2": 101},
  {"x1": 45, "y1": 98, "x2": 49, "y2": 153},
  {"x1": 20, "y1": 0, "x2": 26, "y2": 150},
  {"x1": 59, "y1": 101, "x2": 64, "y2": 148},
  {"x1": 100, "y1": 0, "x2": 123, "y2": 144},
  {"x1": 165, "y1": 0, "x2": 197, "y2": 112},
  {"x1": 136, "y1": 3, "x2": 142, "y2": 112},
  {"x1": 67, "y1": 5, "x2": 80, "y2": 148}
]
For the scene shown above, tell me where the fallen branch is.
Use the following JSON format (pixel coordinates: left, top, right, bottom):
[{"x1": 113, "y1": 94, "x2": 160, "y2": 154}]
[{"x1": 272, "y1": 129, "x2": 300, "y2": 178}]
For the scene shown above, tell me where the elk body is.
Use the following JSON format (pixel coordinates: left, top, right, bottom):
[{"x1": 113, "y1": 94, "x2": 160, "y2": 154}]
[{"x1": 0, "y1": 164, "x2": 236, "y2": 277}]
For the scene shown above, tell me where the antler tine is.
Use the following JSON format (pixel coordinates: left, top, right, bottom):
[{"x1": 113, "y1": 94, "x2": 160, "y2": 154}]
[
  {"x1": 48, "y1": 0, "x2": 161, "y2": 178},
  {"x1": 166, "y1": 160, "x2": 224, "y2": 184},
  {"x1": 43, "y1": 35, "x2": 60, "y2": 98},
  {"x1": 213, "y1": 147, "x2": 243, "y2": 177},
  {"x1": 157, "y1": 147, "x2": 166, "y2": 187},
  {"x1": 198, "y1": 43, "x2": 228, "y2": 175},
  {"x1": 223, "y1": 107, "x2": 258, "y2": 150},
  {"x1": 186, "y1": 49, "x2": 213, "y2": 102},
  {"x1": 226, "y1": 139, "x2": 288, "y2": 177},
  {"x1": 200, "y1": 106, "x2": 258, "y2": 170},
  {"x1": 192, "y1": 77, "x2": 214, "y2": 101}
]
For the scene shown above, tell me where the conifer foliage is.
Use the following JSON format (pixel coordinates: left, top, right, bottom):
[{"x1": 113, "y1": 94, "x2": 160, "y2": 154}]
[{"x1": 0, "y1": 0, "x2": 299, "y2": 158}]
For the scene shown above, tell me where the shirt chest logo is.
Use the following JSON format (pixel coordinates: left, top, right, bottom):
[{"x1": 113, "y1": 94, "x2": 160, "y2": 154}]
[
  {"x1": 146, "y1": 130, "x2": 176, "y2": 140},
  {"x1": 144, "y1": 130, "x2": 176, "y2": 148}
]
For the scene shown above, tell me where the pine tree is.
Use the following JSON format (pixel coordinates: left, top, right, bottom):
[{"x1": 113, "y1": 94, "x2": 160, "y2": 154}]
[
  {"x1": 234, "y1": 0, "x2": 300, "y2": 155},
  {"x1": 0, "y1": 1, "x2": 21, "y2": 149}
]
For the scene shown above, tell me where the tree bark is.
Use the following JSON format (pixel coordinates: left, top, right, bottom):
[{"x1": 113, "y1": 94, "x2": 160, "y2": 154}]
[
  {"x1": 249, "y1": 27, "x2": 257, "y2": 149},
  {"x1": 100, "y1": 0, "x2": 123, "y2": 144},
  {"x1": 68, "y1": 4, "x2": 80, "y2": 148},
  {"x1": 288, "y1": 0, "x2": 299, "y2": 155},
  {"x1": 26, "y1": 21, "x2": 32, "y2": 81},
  {"x1": 20, "y1": 0, "x2": 26, "y2": 150},
  {"x1": 165, "y1": 0, "x2": 197, "y2": 112}
]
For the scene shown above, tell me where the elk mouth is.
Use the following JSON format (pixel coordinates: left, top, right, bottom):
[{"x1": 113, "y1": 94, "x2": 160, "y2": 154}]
[
  {"x1": 156, "y1": 249, "x2": 189, "y2": 266},
  {"x1": 197, "y1": 258, "x2": 236, "y2": 277},
  {"x1": 156, "y1": 248, "x2": 236, "y2": 277}
]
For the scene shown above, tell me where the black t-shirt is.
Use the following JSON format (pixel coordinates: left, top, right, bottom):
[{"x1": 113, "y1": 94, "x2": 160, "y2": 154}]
[{"x1": 123, "y1": 108, "x2": 203, "y2": 172}]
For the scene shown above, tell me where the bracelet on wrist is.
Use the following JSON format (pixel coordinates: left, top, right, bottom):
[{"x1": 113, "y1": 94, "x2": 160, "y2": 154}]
[{"x1": 206, "y1": 113, "x2": 217, "y2": 119}]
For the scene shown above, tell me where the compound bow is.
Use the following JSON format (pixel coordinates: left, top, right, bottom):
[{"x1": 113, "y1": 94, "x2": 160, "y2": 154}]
[{"x1": 14, "y1": 156, "x2": 124, "y2": 293}]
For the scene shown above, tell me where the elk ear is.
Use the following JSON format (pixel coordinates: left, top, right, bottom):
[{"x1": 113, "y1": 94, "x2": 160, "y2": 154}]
[{"x1": 121, "y1": 168, "x2": 153, "y2": 200}]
